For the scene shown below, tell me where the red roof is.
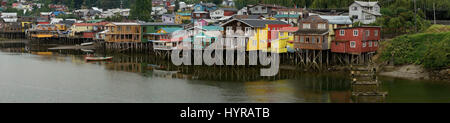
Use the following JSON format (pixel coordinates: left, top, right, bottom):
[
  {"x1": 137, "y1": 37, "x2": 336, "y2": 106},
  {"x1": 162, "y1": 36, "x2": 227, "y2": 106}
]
[
  {"x1": 74, "y1": 22, "x2": 109, "y2": 26},
  {"x1": 279, "y1": 27, "x2": 299, "y2": 32}
]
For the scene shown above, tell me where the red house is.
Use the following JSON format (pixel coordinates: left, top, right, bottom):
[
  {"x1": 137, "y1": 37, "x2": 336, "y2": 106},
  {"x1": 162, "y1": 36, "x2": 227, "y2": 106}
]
[
  {"x1": 331, "y1": 26, "x2": 381, "y2": 54},
  {"x1": 267, "y1": 24, "x2": 291, "y2": 42}
]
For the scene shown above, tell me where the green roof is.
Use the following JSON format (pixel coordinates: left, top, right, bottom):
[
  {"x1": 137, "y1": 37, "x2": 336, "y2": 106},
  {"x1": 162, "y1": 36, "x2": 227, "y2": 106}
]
[
  {"x1": 86, "y1": 19, "x2": 105, "y2": 23},
  {"x1": 274, "y1": 14, "x2": 300, "y2": 18},
  {"x1": 202, "y1": 26, "x2": 223, "y2": 31},
  {"x1": 160, "y1": 28, "x2": 183, "y2": 33}
]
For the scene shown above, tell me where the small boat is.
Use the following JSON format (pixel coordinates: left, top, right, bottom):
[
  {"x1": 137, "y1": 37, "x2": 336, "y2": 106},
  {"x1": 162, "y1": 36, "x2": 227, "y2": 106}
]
[
  {"x1": 85, "y1": 56, "x2": 113, "y2": 61},
  {"x1": 81, "y1": 42, "x2": 94, "y2": 46},
  {"x1": 81, "y1": 49, "x2": 94, "y2": 52}
]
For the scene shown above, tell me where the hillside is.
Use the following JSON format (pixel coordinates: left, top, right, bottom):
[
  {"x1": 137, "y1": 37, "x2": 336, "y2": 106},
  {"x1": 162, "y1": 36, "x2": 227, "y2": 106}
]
[{"x1": 378, "y1": 25, "x2": 450, "y2": 69}]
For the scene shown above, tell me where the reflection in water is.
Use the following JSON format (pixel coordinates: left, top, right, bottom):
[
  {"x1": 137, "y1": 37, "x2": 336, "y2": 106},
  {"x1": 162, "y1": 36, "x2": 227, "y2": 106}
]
[{"x1": 0, "y1": 43, "x2": 449, "y2": 103}]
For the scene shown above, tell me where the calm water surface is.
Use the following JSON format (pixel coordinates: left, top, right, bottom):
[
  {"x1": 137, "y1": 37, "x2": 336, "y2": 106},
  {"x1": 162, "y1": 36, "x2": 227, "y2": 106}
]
[{"x1": 0, "y1": 48, "x2": 449, "y2": 103}]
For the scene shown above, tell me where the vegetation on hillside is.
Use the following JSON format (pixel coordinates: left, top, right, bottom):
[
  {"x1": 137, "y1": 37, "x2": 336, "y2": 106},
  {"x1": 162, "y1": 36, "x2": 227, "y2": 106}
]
[
  {"x1": 130, "y1": 0, "x2": 153, "y2": 22},
  {"x1": 379, "y1": 25, "x2": 450, "y2": 69}
]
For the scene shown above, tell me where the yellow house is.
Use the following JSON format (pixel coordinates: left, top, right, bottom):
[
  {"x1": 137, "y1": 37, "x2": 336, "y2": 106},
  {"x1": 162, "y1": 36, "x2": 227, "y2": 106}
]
[
  {"x1": 175, "y1": 13, "x2": 192, "y2": 24},
  {"x1": 221, "y1": 19, "x2": 290, "y2": 51},
  {"x1": 272, "y1": 27, "x2": 298, "y2": 53}
]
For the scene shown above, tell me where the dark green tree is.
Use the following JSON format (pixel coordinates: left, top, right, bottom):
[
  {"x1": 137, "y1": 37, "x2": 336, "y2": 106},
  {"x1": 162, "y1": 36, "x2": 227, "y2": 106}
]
[{"x1": 130, "y1": 0, "x2": 153, "y2": 22}]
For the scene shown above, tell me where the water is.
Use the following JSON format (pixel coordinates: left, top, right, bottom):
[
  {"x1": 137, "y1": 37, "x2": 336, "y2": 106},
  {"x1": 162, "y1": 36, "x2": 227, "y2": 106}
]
[{"x1": 0, "y1": 47, "x2": 449, "y2": 103}]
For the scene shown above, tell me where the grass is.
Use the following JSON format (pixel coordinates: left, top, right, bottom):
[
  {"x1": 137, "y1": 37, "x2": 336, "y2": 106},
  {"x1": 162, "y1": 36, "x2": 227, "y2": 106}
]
[
  {"x1": 378, "y1": 25, "x2": 450, "y2": 69},
  {"x1": 425, "y1": 25, "x2": 450, "y2": 33}
]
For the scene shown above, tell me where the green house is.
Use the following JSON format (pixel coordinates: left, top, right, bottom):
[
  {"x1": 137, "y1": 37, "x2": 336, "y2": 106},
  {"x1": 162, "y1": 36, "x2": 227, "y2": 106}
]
[{"x1": 140, "y1": 23, "x2": 182, "y2": 42}]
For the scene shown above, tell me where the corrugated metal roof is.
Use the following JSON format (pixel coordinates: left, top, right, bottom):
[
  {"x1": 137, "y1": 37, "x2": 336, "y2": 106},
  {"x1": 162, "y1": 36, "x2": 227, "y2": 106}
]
[
  {"x1": 239, "y1": 19, "x2": 289, "y2": 27},
  {"x1": 274, "y1": 14, "x2": 300, "y2": 18},
  {"x1": 319, "y1": 15, "x2": 352, "y2": 25},
  {"x1": 295, "y1": 29, "x2": 329, "y2": 35},
  {"x1": 354, "y1": 1, "x2": 379, "y2": 7},
  {"x1": 140, "y1": 22, "x2": 180, "y2": 26}
]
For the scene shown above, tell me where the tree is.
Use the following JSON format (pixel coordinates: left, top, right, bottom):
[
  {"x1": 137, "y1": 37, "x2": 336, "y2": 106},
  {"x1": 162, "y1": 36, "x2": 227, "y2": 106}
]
[
  {"x1": 130, "y1": 0, "x2": 153, "y2": 22},
  {"x1": 175, "y1": 0, "x2": 180, "y2": 12}
]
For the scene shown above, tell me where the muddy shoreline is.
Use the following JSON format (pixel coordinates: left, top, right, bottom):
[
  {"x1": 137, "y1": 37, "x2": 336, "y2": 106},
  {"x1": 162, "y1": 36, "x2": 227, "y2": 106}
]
[{"x1": 378, "y1": 65, "x2": 450, "y2": 82}]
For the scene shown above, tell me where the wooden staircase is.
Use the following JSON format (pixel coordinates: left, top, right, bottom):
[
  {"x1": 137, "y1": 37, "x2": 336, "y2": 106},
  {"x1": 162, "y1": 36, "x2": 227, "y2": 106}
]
[{"x1": 350, "y1": 64, "x2": 388, "y2": 103}]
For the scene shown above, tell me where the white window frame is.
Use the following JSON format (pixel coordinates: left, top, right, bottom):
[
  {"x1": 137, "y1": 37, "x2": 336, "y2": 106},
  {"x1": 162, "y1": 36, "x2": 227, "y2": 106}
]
[
  {"x1": 350, "y1": 41, "x2": 356, "y2": 48},
  {"x1": 366, "y1": 30, "x2": 370, "y2": 37},
  {"x1": 340, "y1": 30, "x2": 345, "y2": 36},
  {"x1": 374, "y1": 41, "x2": 378, "y2": 46},
  {"x1": 353, "y1": 30, "x2": 358, "y2": 36},
  {"x1": 318, "y1": 24, "x2": 326, "y2": 29},
  {"x1": 303, "y1": 24, "x2": 310, "y2": 29},
  {"x1": 369, "y1": 41, "x2": 373, "y2": 47},
  {"x1": 300, "y1": 36, "x2": 304, "y2": 42},
  {"x1": 227, "y1": 26, "x2": 233, "y2": 34},
  {"x1": 363, "y1": 41, "x2": 367, "y2": 47},
  {"x1": 374, "y1": 30, "x2": 379, "y2": 36},
  {"x1": 245, "y1": 27, "x2": 252, "y2": 35}
]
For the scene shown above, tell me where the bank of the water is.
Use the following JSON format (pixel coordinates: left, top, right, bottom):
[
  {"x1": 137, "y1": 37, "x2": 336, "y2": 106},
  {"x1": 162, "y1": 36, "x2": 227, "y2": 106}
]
[
  {"x1": 375, "y1": 25, "x2": 450, "y2": 81},
  {"x1": 379, "y1": 65, "x2": 450, "y2": 82}
]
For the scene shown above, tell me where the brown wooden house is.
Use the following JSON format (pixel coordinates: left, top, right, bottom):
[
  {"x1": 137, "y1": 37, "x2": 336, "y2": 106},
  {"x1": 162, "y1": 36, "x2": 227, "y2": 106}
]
[
  {"x1": 105, "y1": 22, "x2": 142, "y2": 42},
  {"x1": 294, "y1": 15, "x2": 329, "y2": 50}
]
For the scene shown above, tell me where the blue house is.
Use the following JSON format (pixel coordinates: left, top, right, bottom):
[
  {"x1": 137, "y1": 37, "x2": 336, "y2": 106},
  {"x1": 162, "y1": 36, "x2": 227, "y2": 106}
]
[
  {"x1": 51, "y1": 11, "x2": 66, "y2": 16},
  {"x1": 193, "y1": 3, "x2": 217, "y2": 12}
]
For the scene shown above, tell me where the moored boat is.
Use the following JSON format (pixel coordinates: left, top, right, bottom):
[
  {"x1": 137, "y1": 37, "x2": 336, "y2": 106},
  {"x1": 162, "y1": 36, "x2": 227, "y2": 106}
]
[
  {"x1": 85, "y1": 56, "x2": 113, "y2": 61},
  {"x1": 81, "y1": 42, "x2": 94, "y2": 46}
]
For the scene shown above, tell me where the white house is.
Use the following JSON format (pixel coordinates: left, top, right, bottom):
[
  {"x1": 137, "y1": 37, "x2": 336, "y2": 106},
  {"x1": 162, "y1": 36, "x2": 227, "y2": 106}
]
[
  {"x1": 237, "y1": 7, "x2": 248, "y2": 15},
  {"x1": 0, "y1": 13, "x2": 18, "y2": 23},
  {"x1": 152, "y1": 7, "x2": 167, "y2": 15},
  {"x1": 222, "y1": 0, "x2": 235, "y2": 7},
  {"x1": 349, "y1": 1, "x2": 382, "y2": 24},
  {"x1": 210, "y1": 8, "x2": 237, "y2": 20}
]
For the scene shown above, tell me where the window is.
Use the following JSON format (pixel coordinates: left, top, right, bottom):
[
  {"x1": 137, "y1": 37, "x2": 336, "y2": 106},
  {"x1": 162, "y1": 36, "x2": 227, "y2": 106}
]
[
  {"x1": 196, "y1": 14, "x2": 200, "y2": 17},
  {"x1": 352, "y1": 15, "x2": 359, "y2": 19},
  {"x1": 374, "y1": 41, "x2": 378, "y2": 46},
  {"x1": 369, "y1": 41, "x2": 373, "y2": 47},
  {"x1": 318, "y1": 37, "x2": 322, "y2": 43},
  {"x1": 363, "y1": 41, "x2": 366, "y2": 47},
  {"x1": 350, "y1": 41, "x2": 356, "y2": 48},
  {"x1": 318, "y1": 24, "x2": 326, "y2": 29},
  {"x1": 340, "y1": 30, "x2": 345, "y2": 36},
  {"x1": 227, "y1": 26, "x2": 233, "y2": 33},
  {"x1": 303, "y1": 24, "x2": 310, "y2": 29},
  {"x1": 300, "y1": 36, "x2": 304, "y2": 42},
  {"x1": 374, "y1": 30, "x2": 379, "y2": 36},
  {"x1": 245, "y1": 27, "x2": 251, "y2": 35},
  {"x1": 366, "y1": 30, "x2": 370, "y2": 37},
  {"x1": 353, "y1": 30, "x2": 358, "y2": 36},
  {"x1": 311, "y1": 37, "x2": 315, "y2": 43},
  {"x1": 353, "y1": 6, "x2": 358, "y2": 11},
  {"x1": 335, "y1": 42, "x2": 339, "y2": 46},
  {"x1": 305, "y1": 37, "x2": 310, "y2": 43}
]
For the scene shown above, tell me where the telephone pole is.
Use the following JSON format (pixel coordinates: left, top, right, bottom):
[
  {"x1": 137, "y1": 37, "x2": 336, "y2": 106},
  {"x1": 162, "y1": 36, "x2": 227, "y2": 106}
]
[
  {"x1": 414, "y1": 0, "x2": 417, "y2": 32},
  {"x1": 433, "y1": 2, "x2": 436, "y2": 24}
]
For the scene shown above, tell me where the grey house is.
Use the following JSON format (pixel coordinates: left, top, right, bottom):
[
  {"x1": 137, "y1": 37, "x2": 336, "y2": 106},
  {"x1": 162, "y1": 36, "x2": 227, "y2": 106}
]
[
  {"x1": 349, "y1": 1, "x2": 381, "y2": 24},
  {"x1": 162, "y1": 14, "x2": 175, "y2": 23},
  {"x1": 247, "y1": 4, "x2": 286, "y2": 17}
]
